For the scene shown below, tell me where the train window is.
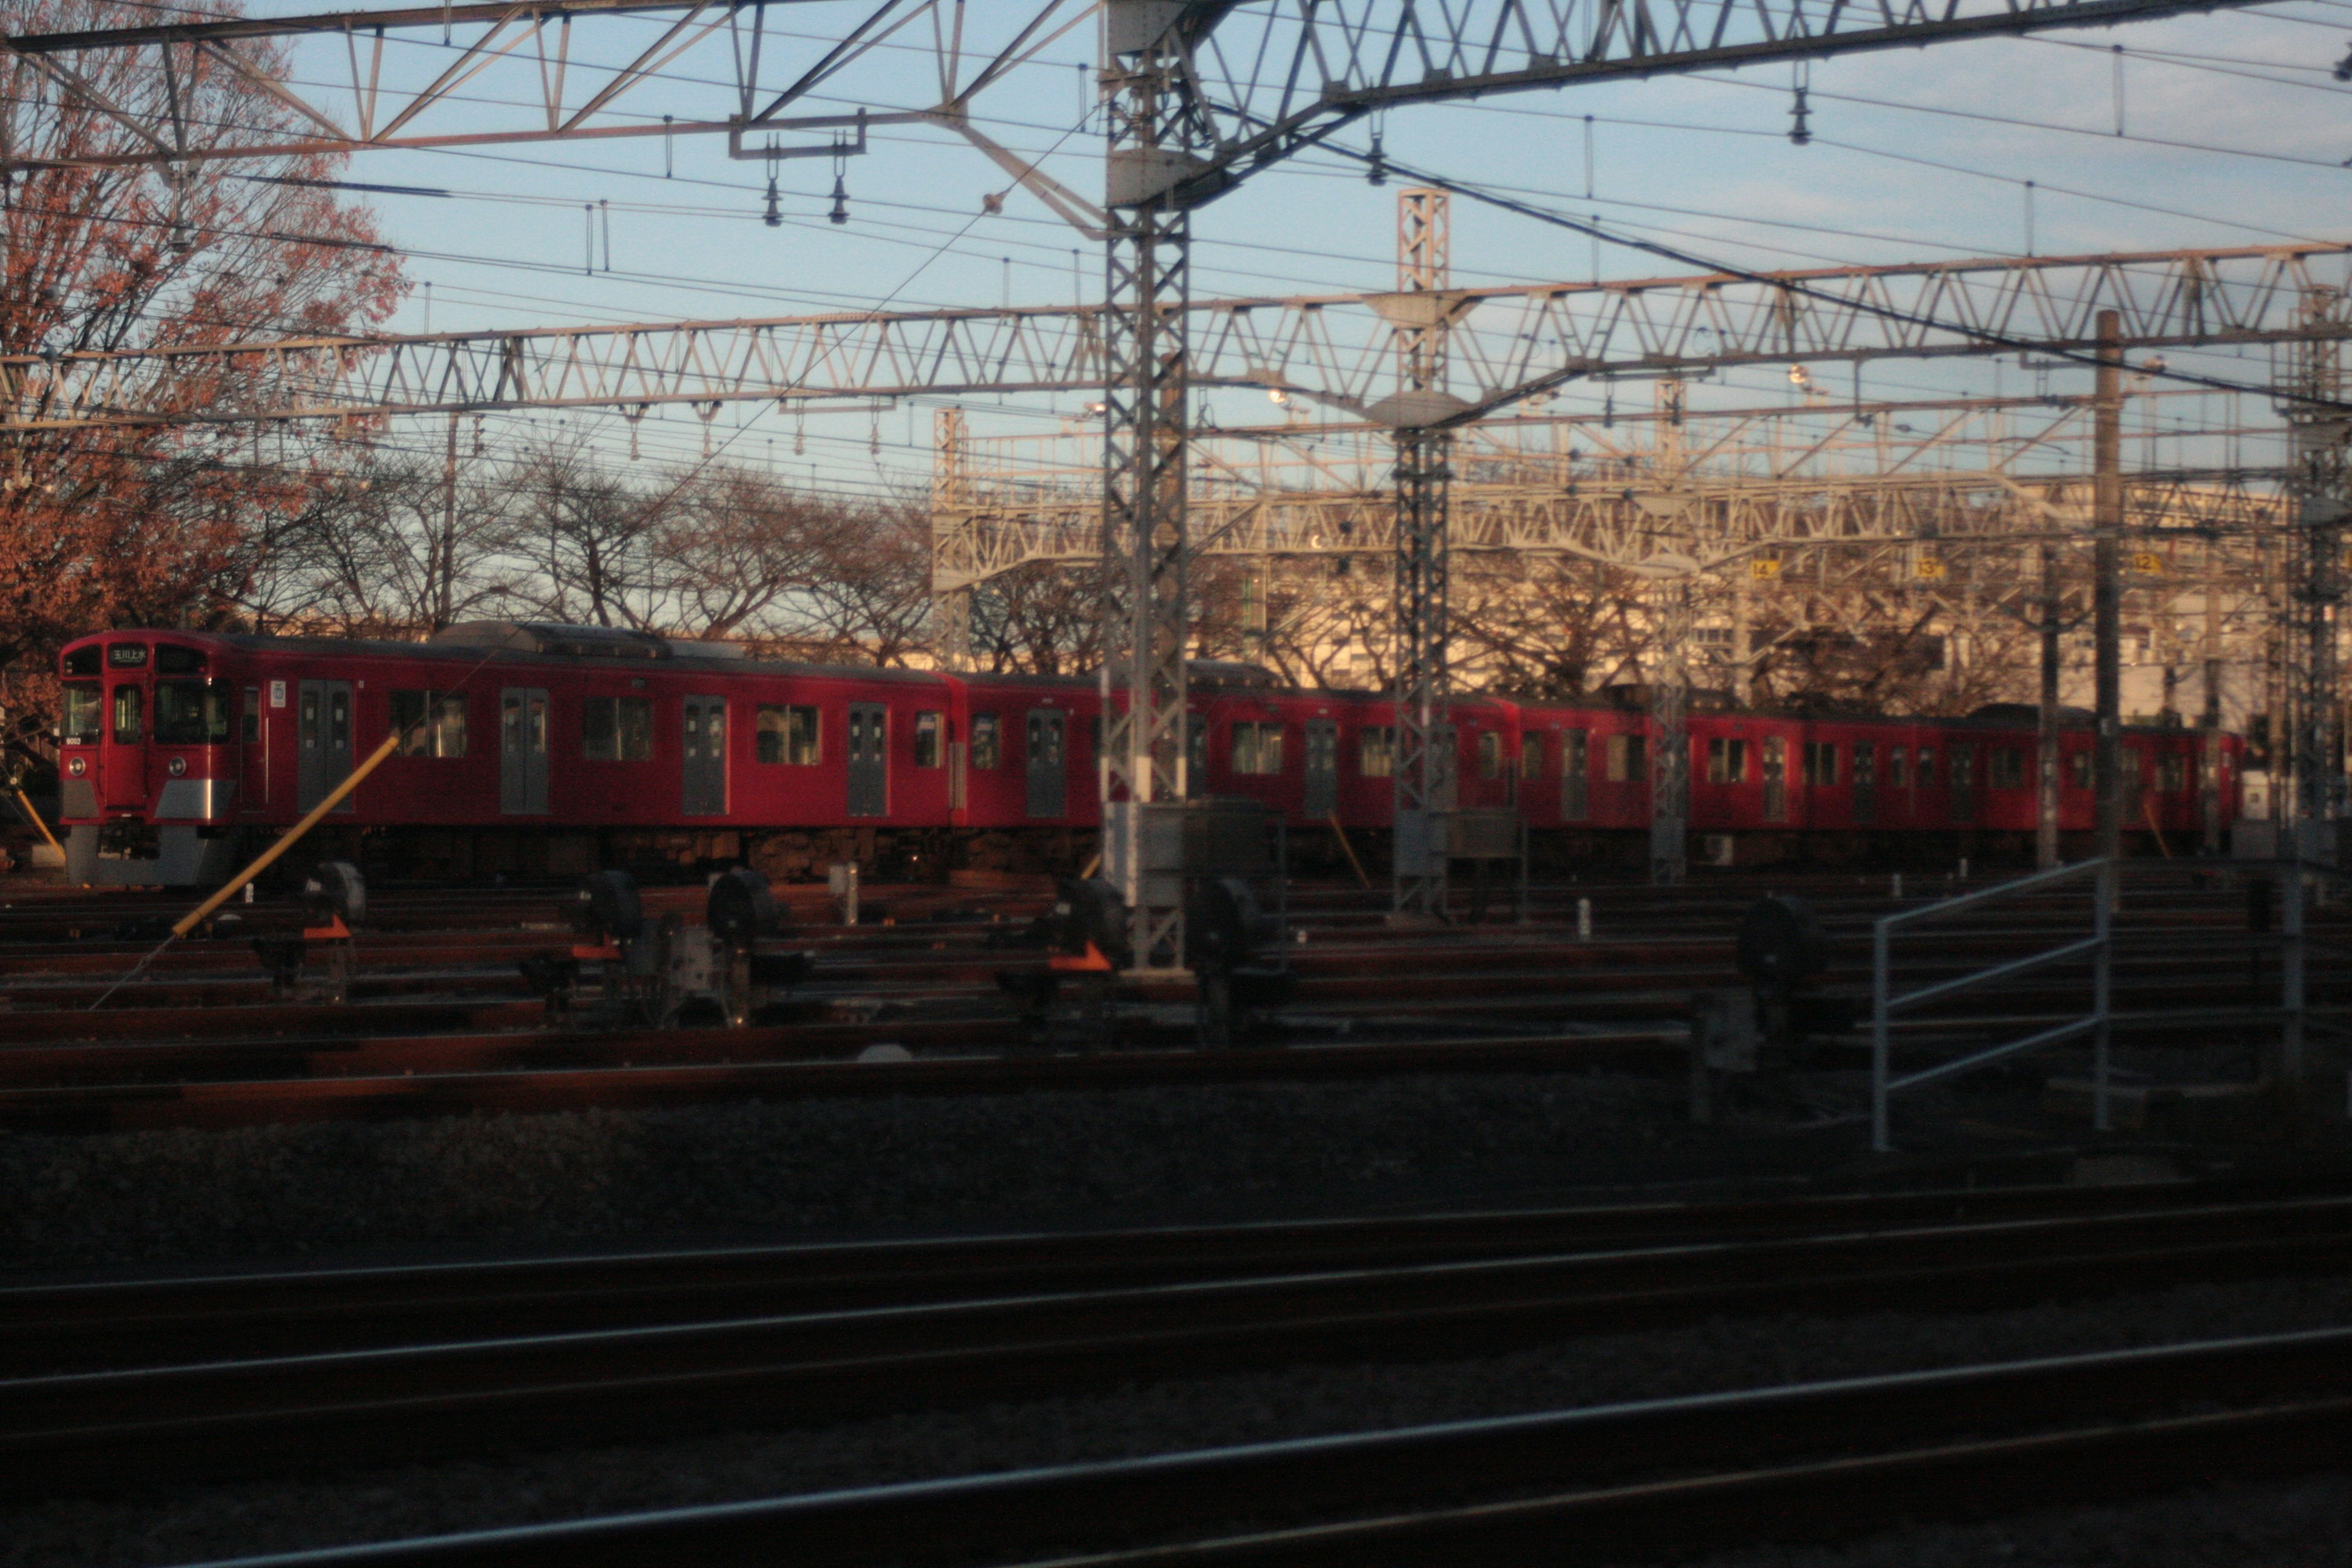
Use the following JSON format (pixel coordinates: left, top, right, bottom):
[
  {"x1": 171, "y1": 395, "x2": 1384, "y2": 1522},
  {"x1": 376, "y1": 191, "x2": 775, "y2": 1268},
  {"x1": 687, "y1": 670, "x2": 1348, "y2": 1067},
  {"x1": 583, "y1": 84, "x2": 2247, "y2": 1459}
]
[
  {"x1": 2069, "y1": 751, "x2": 2090, "y2": 790},
  {"x1": 107, "y1": 643, "x2": 149, "y2": 669},
  {"x1": 155, "y1": 646, "x2": 204, "y2": 675},
  {"x1": 2124, "y1": 749, "x2": 2144, "y2": 794},
  {"x1": 1853, "y1": 743, "x2": 1877, "y2": 786},
  {"x1": 1232, "y1": 721, "x2": 1284, "y2": 776},
  {"x1": 756, "y1": 704, "x2": 822, "y2": 765},
  {"x1": 112, "y1": 685, "x2": 143, "y2": 745},
  {"x1": 1477, "y1": 731, "x2": 1504, "y2": 780},
  {"x1": 2159, "y1": 753, "x2": 2188, "y2": 793},
  {"x1": 1359, "y1": 726, "x2": 1395, "y2": 778},
  {"x1": 582, "y1": 696, "x2": 655, "y2": 761},
  {"x1": 62, "y1": 646, "x2": 100, "y2": 677},
  {"x1": 390, "y1": 690, "x2": 469, "y2": 758},
  {"x1": 1562, "y1": 731, "x2": 1589, "y2": 821},
  {"x1": 1888, "y1": 747, "x2": 1909, "y2": 788},
  {"x1": 62, "y1": 682, "x2": 101, "y2": 744},
  {"x1": 1605, "y1": 733, "x2": 1646, "y2": 783},
  {"x1": 1914, "y1": 748, "x2": 1934, "y2": 786},
  {"x1": 1706, "y1": 737, "x2": 1747, "y2": 785},
  {"x1": 1187, "y1": 712, "x2": 1210, "y2": 790},
  {"x1": 1521, "y1": 734, "x2": 1545, "y2": 782},
  {"x1": 970, "y1": 713, "x2": 1000, "y2": 770},
  {"x1": 1989, "y1": 747, "x2": 2025, "y2": 790},
  {"x1": 914, "y1": 711, "x2": 943, "y2": 768},
  {"x1": 1801, "y1": 741, "x2": 1838, "y2": 787},
  {"x1": 155, "y1": 680, "x2": 234, "y2": 745},
  {"x1": 243, "y1": 687, "x2": 261, "y2": 745}
]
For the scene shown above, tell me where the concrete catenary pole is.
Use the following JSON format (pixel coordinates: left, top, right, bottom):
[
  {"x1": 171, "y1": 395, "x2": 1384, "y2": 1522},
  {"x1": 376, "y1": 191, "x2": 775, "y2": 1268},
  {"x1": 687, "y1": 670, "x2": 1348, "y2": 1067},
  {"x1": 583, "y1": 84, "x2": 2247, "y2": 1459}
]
[
  {"x1": 2094, "y1": 310, "x2": 2125, "y2": 872},
  {"x1": 2037, "y1": 538, "x2": 2063, "y2": 869}
]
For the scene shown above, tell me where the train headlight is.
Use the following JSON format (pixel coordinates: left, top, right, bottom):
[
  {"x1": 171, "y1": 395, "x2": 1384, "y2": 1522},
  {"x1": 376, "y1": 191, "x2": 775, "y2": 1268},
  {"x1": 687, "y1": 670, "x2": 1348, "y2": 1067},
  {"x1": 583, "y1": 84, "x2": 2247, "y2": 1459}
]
[
  {"x1": 168, "y1": 756, "x2": 189, "y2": 777},
  {"x1": 67, "y1": 756, "x2": 86, "y2": 777}
]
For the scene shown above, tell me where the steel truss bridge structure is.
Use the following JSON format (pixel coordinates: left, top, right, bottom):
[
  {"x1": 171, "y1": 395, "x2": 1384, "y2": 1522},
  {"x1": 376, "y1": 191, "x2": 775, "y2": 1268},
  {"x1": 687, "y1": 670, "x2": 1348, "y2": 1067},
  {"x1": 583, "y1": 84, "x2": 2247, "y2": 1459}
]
[{"x1": 2, "y1": 0, "x2": 2323, "y2": 956}]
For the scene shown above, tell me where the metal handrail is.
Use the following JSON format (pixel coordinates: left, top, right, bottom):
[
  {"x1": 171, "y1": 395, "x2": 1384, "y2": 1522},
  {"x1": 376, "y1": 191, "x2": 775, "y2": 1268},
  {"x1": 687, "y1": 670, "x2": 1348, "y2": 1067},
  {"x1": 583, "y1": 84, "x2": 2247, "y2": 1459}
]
[{"x1": 1871, "y1": 858, "x2": 2113, "y2": 1153}]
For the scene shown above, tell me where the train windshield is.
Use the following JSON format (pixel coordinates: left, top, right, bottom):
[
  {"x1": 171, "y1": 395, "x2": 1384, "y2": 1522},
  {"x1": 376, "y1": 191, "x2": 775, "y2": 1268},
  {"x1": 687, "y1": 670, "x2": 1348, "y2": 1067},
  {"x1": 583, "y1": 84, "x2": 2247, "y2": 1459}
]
[
  {"x1": 61, "y1": 682, "x2": 101, "y2": 744},
  {"x1": 154, "y1": 679, "x2": 235, "y2": 745}
]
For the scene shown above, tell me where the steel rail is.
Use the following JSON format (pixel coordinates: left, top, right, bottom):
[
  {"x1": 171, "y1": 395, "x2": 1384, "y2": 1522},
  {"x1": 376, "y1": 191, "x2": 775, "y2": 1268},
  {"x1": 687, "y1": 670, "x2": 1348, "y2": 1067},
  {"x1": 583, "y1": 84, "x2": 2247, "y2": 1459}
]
[
  {"x1": 10, "y1": 1197, "x2": 2352, "y2": 1499},
  {"x1": 12, "y1": 1175, "x2": 2332, "y2": 1376},
  {"x1": 146, "y1": 1327, "x2": 2352, "y2": 1566}
]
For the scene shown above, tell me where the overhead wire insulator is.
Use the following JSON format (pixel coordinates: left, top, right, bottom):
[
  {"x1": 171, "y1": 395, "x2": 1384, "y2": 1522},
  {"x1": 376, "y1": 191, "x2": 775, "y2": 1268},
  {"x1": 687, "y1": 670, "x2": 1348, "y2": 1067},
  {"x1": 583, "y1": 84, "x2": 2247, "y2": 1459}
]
[
  {"x1": 828, "y1": 134, "x2": 851, "y2": 225},
  {"x1": 764, "y1": 143, "x2": 783, "y2": 227},
  {"x1": 1366, "y1": 132, "x2": 1387, "y2": 187},
  {"x1": 828, "y1": 172, "x2": 849, "y2": 225},
  {"x1": 1789, "y1": 86, "x2": 1812, "y2": 146}
]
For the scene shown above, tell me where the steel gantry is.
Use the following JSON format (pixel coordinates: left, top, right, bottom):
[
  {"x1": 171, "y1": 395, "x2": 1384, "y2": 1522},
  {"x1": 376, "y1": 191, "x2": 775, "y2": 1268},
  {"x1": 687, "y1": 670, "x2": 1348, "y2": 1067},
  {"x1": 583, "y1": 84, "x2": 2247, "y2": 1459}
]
[{"x1": 11, "y1": 243, "x2": 2351, "y2": 432}]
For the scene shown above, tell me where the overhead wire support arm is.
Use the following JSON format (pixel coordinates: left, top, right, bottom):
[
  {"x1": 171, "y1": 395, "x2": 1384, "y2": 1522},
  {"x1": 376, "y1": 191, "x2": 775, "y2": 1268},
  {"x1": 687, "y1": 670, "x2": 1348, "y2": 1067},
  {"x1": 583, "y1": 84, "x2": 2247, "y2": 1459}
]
[{"x1": 15, "y1": 244, "x2": 2352, "y2": 434}]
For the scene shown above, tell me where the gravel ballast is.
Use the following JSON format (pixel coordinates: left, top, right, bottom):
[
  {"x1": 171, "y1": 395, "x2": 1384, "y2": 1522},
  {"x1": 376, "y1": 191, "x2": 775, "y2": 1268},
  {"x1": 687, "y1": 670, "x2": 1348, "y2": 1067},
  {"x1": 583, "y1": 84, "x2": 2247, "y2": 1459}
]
[
  {"x1": 5, "y1": 1272, "x2": 2350, "y2": 1566},
  {"x1": 0, "y1": 1071, "x2": 1870, "y2": 1272}
]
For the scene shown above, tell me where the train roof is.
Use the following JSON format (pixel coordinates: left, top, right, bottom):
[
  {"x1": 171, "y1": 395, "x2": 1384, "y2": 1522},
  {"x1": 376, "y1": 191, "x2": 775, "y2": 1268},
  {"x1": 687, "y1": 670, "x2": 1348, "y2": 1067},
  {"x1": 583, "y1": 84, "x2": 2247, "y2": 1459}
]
[{"x1": 61, "y1": 626, "x2": 952, "y2": 685}]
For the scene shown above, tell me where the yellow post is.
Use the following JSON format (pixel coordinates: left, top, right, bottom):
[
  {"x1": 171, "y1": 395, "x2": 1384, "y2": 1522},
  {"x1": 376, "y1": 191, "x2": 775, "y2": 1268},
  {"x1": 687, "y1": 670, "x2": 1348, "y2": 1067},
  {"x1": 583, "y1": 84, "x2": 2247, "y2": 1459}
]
[
  {"x1": 1328, "y1": 812, "x2": 1373, "y2": 891},
  {"x1": 13, "y1": 788, "x2": 64, "y2": 859},
  {"x1": 172, "y1": 728, "x2": 404, "y2": 938}
]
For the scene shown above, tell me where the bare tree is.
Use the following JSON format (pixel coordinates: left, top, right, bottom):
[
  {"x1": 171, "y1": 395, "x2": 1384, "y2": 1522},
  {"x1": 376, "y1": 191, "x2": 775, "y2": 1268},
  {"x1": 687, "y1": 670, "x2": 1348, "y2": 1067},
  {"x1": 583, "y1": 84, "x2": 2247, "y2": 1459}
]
[
  {"x1": 0, "y1": 0, "x2": 404, "y2": 671},
  {"x1": 503, "y1": 439, "x2": 662, "y2": 628}
]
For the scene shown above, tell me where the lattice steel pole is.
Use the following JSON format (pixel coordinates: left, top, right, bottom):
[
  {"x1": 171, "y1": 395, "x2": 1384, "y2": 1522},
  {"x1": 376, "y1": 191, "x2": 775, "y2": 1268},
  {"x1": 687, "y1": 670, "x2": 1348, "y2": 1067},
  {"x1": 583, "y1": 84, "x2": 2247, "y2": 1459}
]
[
  {"x1": 1649, "y1": 586, "x2": 1692, "y2": 884},
  {"x1": 1390, "y1": 188, "x2": 1453, "y2": 917},
  {"x1": 2282, "y1": 288, "x2": 2351, "y2": 856},
  {"x1": 1099, "y1": 0, "x2": 1198, "y2": 970},
  {"x1": 932, "y1": 408, "x2": 973, "y2": 672},
  {"x1": 1648, "y1": 379, "x2": 1692, "y2": 886}
]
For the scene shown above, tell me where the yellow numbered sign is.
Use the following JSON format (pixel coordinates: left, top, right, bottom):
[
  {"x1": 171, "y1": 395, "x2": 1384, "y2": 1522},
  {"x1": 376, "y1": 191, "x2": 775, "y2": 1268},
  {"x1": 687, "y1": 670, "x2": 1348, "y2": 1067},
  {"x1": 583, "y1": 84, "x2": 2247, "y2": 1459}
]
[
  {"x1": 1914, "y1": 557, "x2": 1946, "y2": 580},
  {"x1": 2131, "y1": 552, "x2": 2165, "y2": 576},
  {"x1": 1750, "y1": 558, "x2": 1782, "y2": 581}
]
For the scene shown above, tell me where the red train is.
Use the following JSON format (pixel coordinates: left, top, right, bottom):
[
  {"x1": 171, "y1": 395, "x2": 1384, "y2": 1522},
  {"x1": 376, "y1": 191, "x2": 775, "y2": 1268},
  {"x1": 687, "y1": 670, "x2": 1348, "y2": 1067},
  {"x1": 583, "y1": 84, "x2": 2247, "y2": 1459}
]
[{"x1": 50, "y1": 622, "x2": 2241, "y2": 886}]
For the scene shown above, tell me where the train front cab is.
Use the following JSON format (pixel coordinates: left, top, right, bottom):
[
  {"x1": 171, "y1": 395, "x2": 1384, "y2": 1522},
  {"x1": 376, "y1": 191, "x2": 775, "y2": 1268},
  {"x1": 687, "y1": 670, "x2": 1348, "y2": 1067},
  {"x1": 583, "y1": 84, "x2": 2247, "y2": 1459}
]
[{"x1": 56, "y1": 633, "x2": 246, "y2": 886}]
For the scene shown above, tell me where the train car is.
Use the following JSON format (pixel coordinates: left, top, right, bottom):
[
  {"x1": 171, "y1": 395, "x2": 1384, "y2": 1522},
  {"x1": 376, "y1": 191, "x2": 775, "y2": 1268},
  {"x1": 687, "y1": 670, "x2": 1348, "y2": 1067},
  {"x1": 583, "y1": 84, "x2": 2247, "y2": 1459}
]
[{"x1": 51, "y1": 622, "x2": 2243, "y2": 886}]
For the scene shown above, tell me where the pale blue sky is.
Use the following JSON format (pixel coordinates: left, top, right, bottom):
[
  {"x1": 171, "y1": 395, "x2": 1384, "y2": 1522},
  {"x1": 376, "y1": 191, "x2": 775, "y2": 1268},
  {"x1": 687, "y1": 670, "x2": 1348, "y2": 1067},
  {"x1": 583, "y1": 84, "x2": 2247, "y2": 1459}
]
[{"x1": 221, "y1": 1, "x2": 2352, "y2": 492}]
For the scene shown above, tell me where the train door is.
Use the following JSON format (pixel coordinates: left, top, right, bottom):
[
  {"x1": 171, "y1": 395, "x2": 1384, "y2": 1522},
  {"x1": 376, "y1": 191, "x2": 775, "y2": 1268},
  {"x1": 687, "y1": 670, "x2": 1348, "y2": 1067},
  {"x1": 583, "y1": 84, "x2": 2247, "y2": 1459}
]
[
  {"x1": 1950, "y1": 742, "x2": 1978, "y2": 823},
  {"x1": 241, "y1": 684, "x2": 269, "y2": 810},
  {"x1": 106, "y1": 677, "x2": 148, "y2": 809},
  {"x1": 682, "y1": 695, "x2": 728, "y2": 815},
  {"x1": 298, "y1": 679, "x2": 355, "y2": 813},
  {"x1": 1761, "y1": 736, "x2": 1788, "y2": 823},
  {"x1": 1852, "y1": 741, "x2": 1878, "y2": 826},
  {"x1": 1303, "y1": 718, "x2": 1338, "y2": 818},
  {"x1": 499, "y1": 687, "x2": 550, "y2": 815},
  {"x1": 1562, "y1": 730, "x2": 1590, "y2": 821},
  {"x1": 1025, "y1": 709, "x2": 1066, "y2": 818},
  {"x1": 846, "y1": 703, "x2": 888, "y2": 817}
]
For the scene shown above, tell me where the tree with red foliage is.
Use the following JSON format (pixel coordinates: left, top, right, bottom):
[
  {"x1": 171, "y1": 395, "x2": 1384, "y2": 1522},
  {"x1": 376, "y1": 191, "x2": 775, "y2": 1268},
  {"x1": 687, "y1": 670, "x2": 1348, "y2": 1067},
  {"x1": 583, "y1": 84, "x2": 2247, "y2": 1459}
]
[{"x1": 0, "y1": 0, "x2": 404, "y2": 683}]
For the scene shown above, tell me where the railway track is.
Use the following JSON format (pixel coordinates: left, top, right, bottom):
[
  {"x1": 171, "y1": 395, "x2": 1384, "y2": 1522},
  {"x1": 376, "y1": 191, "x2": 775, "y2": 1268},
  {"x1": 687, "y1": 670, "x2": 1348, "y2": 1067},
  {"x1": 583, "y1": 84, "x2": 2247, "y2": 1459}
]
[
  {"x1": 0, "y1": 868, "x2": 2334, "y2": 1131},
  {"x1": 15, "y1": 1176, "x2": 2351, "y2": 1562},
  {"x1": 193, "y1": 1328, "x2": 2351, "y2": 1567}
]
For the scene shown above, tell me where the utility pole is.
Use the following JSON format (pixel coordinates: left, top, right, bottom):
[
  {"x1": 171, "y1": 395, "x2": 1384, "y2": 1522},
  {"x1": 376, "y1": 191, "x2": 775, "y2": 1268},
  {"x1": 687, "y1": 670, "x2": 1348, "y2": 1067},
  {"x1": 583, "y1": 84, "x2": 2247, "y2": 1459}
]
[
  {"x1": 437, "y1": 412, "x2": 460, "y2": 632},
  {"x1": 1388, "y1": 188, "x2": 1459, "y2": 917},
  {"x1": 1099, "y1": 1, "x2": 1199, "y2": 971},
  {"x1": 1648, "y1": 378, "x2": 1692, "y2": 886},
  {"x1": 2283, "y1": 287, "x2": 2350, "y2": 862},
  {"x1": 2037, "y1": 537, "x2": 2062, "y2": 869},
  {"x1": 2094, "y1": 310, "x2": 2124, "y2": 871},
  {"x1": 932, "y1": 409, "x2": 973, "y2": 671},
  {"x1": 2202, "y1": 537, "x2": 2224, "y2": 854}
]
